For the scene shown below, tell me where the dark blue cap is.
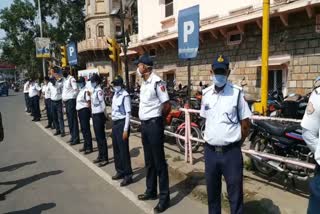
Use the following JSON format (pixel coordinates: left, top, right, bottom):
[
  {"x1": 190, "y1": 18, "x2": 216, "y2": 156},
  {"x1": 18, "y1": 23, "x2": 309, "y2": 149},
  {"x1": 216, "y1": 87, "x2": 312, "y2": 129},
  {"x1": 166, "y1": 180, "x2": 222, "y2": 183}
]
[
  {"x1": 111, "y1": 75, "x2": 124, "y2": 86},
  {"x1": 134, "y1": 55, "x2": 154, "y2": 67},
  {"x1": 212, "y1": 55, "x2": 229, "y2": 70}
]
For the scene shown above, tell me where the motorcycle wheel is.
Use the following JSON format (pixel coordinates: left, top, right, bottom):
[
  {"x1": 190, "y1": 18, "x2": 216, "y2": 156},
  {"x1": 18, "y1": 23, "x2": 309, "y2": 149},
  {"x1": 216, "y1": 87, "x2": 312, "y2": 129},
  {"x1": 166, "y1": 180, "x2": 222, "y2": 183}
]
[
  {"x1": 249, "y1": 136, "x2": 278, "y2": 177},
  {"x1": 175, "y1": 126, "x2": 201, "y2": 152}
]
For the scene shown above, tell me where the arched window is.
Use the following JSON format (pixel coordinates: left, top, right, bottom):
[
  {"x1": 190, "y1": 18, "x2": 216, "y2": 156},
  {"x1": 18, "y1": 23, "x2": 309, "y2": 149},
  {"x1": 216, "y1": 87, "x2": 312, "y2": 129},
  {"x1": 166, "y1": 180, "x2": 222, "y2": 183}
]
[
  {"x1": 97, "y1": 23, "x2": 104, "y2": 37},
  {"x1": 87, "y1": 27, "x2": 91, "y2": 39}
]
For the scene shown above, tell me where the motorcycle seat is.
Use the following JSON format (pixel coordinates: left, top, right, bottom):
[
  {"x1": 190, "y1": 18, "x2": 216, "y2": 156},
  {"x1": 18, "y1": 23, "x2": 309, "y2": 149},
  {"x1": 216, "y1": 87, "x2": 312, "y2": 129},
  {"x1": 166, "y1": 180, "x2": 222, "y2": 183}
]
[{"x1": 255, "y1": 120, "x2": 301, "y2": 137}]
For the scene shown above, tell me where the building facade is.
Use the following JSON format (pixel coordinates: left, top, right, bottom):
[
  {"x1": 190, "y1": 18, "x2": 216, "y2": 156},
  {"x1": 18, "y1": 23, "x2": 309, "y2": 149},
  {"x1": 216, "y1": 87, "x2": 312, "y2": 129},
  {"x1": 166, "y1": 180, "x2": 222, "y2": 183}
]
[
  {"x1": 78, "y1": 0, "x2": 133, "y2": 81},
  {"x1": 128, "y1": 0, "x2": 320, "y2": 99}
]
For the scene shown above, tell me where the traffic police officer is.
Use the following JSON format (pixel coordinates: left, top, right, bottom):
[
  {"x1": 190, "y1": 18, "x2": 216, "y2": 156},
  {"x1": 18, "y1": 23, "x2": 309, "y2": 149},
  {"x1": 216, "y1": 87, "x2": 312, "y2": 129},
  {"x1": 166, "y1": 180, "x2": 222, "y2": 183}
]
[
  {"x1": 49, "y1": 68, "x2": 65, "y2": 137},
  {"x1": 76, "y1": 76, "x2": 93, "y2": 154},
  {"x1": 136, "y1": 55, "x2": 171, "y2": 213},
  {"x1": 28, "y1": 78, "x2": 41, "y2": 121},
  {"x1": 62, "y1": 68, "x2": 80, "y2": 145},
  {"x1": 200, "y1": 55, "x2": 251, "y2": 214},
  {"x1": 42, "y1": 76, "x2": 53, "y2": 128},
  {"x1": 111, "y1": 75, "x2": 133, "y2": 187},
  {"x1": 23, "y1": 79, "x2": 31, "y2": 113},
  {"x1": 301, "y1": 76, "x2": 320, "y2": 214},
  {"x1": 90, "y1": 74, "x2": 108, "y2": 167}
]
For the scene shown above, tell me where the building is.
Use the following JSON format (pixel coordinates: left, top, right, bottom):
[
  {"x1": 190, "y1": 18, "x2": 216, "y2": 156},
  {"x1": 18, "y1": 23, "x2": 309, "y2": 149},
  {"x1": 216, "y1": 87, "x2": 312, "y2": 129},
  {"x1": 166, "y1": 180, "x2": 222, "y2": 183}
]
[
  {"x1": 77, "y1": 0, "x2": 133, "y2": 81},
  {"x1": 128, "y1": 0, "x2": 320, "y2": 99}
]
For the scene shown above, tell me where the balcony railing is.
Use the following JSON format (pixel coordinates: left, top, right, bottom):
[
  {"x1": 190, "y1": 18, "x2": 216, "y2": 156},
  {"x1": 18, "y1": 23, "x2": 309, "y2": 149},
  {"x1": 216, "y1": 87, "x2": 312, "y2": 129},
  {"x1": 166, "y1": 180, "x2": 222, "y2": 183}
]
[{"x1": 77, "y1": 37, "x2": 109, "y2": 53}]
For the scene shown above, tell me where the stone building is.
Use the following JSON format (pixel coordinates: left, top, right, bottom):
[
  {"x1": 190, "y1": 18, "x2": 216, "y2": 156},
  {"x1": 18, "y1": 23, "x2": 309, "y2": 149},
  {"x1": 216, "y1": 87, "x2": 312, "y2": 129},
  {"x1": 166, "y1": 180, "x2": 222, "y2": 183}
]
[{"x1": 128, "y1": 0, "x2": 320, "y2": 99}]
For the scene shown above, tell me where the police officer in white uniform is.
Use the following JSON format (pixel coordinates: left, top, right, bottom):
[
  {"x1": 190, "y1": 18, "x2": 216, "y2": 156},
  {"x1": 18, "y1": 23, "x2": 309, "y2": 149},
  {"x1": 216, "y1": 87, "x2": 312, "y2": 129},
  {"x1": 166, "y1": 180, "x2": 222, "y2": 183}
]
[
  {"x1": 28, "y1": 78, "x2": 42, "y2": 121},
  {"x1": 90, "y1": 74, "x2": 108, "y2": 167},
  {"x1": 62, "y1": 68, "x2": 80, "y2": 145},
  {"x1": 23, "y1": 79, "x2": 31, "y2": 113},
  {"x1": 111, "y1": 75, "x2": 133, "y2": 187},
  {"x1": 301, "y1": 76, "x2": 320, "y2": 214},
  {"x1": 49, "y1": 68, "x2": 65, "y2": 137},
  {"x1": 200, "y1": 55, "x2": 251, "y2": 214},
  {"x1": 42, "y1": 76, "x2": 53, "y2": 128},
  {"x1": 76, "y1": 76, "x2": 93, "y2": 154},
  {"x1": 136, "y1": 55, "x2": 171, "y2": 213}
]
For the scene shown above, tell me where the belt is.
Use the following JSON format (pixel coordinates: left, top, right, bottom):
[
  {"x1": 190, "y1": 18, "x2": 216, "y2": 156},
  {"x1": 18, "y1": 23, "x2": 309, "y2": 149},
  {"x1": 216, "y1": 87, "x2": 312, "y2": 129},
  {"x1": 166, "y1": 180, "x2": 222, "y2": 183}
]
[
  {"x1": 113, "y1": 119, "x2": 125, "y2": 125},
  {"x1": 141, "y1": 116, "x2": 162, "y2": 124},
  {"x1": 206, "y1": 141, "x2": 241, "y2": 153},
  {"x1": 52, "y1": 100, "x2": 62, "y2": 102}
]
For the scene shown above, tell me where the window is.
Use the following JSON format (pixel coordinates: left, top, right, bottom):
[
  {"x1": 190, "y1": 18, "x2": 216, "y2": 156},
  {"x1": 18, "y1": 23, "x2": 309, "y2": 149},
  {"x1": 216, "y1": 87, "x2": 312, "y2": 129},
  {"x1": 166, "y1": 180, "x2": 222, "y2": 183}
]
[
  {"x1": 97, "y1": 25, "x2": 104, "y2": 37},
  {"x1": 268, "y1": 70, "x2": 283, "y2": 92},
  {"x1": 116, "y1": 25, "x2": 121, "y2": 33},
  {"x1": 227, "y1": 31, "x2": 242, "y2": 46},
  {"x1": 165, "y1": 0, "x2": 173, "y2": 17},
  {"x1": 87, "y1": 27, "x2": 91, "y2": 39},
  {"x1": 164, "y1": 72, "x2": 175, "y2": 89},
  {"x1": 87, "y1": 0, "x2": 90, "y2": 5}
]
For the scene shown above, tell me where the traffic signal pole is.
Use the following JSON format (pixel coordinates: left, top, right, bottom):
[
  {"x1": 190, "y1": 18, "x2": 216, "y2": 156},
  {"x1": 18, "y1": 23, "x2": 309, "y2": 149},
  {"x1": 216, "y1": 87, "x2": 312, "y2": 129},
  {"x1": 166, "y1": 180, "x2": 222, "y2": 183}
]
[
  {"x1": 120, "y1": 0, "x2": 130, "y2": 91},
  {"x1": 37, "y1": 0, "x2": 46, "y2": 78},
  {"x1": 261, "y1": 0, "x2": 270, "y2": 115}
]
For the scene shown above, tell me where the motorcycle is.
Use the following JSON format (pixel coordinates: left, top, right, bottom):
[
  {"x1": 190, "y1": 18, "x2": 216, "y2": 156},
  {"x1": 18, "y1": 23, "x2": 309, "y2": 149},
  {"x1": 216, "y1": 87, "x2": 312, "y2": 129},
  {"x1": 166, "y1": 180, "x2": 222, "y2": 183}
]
[{"x1": 248, "y1": 119, "x2": 315, "y2": 186}]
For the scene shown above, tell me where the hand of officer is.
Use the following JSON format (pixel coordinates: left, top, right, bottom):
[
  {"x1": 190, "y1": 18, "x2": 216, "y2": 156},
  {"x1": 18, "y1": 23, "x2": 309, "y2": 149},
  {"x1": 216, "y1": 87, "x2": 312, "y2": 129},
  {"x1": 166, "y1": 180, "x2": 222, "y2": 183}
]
[{"x1": 123, "y1": 131, "x2": 129, "y2": 141}]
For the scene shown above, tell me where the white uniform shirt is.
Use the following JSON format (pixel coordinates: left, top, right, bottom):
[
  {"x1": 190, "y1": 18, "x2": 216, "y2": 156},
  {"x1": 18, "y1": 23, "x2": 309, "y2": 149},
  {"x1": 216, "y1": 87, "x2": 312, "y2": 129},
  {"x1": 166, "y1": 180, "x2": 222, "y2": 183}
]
[
  {"x1": 23, "y1": 81, "x2": 30, "y2": 93},
  {"x1": 42, "y1": 84, "x2": 51, "y2": 99},
  {"x1": 91, "y1": 86, "x2": 105, "y2": 114},
  {"x1": 28, "y1": 82, "x2": 41, "y2": 98},
  {"x1": 49, "y1": 79, "x2": 63, "y2": 101},
  {"x1": 62, "y1": 75, "x2": 78, "y2": 101},
  {"x1": 200, "y1": 83, "x2": 252, "y2": 146},
  {"x1": 139, "y1": 72, "x2": 169, "y2": 121},
  {"x1": 301, "y1": 89, "x2": 320, "y2": 133},
  {"x1": 76, "y1": 87, "x2": 91, "y2": 111},
  {"x1": 112, "y1": 89, "x2": 131, "y2": 120}
]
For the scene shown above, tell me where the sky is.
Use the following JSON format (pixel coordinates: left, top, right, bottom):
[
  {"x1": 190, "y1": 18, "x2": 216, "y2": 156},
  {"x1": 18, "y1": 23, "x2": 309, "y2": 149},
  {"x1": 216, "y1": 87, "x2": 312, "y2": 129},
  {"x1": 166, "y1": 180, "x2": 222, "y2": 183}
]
[{"x1": 0, "y1": 0, "x2": 14, "y2": 39}]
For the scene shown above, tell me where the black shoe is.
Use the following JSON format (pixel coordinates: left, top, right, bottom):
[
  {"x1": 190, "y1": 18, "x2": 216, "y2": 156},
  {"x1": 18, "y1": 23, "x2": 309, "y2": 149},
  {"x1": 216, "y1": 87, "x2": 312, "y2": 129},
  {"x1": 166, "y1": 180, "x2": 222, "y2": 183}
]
[
  {"x1": 93, "y1": 158, "x2": 102, "y2": 164},
  {"x1": 112, "y1": 173, "x2": 124, "y2": 180},
  {"x1": 79, "y1": 148, "x2": 85, "y2": 152},
  {"x1": 138, "y1": 193, "x2": 157, "y2": 201},
  {"x1": 61, "y1": 133, "x2": 66, "y2": 137},
  {"x1": 120, "y1": 177, "x2": 133, "y2": 187},
  {"x1": 84, "y1": 150, "x2": 93, "y2": 155},
  {"x1": 45, "y1": 125, "x2": 51, "y2": 129},
  {"x1": 54, "y1": 132, "x2": 61, "y2": 136},
  {"x1": 98, "y1": 160, "x2": 109, "y2": 167},
  {"x1": 154, "y1": 202, "x2": 170, "y2": 213}
]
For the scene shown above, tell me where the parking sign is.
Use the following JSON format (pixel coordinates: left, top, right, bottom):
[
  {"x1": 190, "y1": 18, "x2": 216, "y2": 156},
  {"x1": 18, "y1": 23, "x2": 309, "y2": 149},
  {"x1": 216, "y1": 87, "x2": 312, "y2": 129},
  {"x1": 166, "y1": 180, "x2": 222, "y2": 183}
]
[
  {"x1": 67, "y1": 42, "x2": 78, "y2": 65},
  {"x1": 178, "y1": 5, "x2": 199, "y2": 59}
]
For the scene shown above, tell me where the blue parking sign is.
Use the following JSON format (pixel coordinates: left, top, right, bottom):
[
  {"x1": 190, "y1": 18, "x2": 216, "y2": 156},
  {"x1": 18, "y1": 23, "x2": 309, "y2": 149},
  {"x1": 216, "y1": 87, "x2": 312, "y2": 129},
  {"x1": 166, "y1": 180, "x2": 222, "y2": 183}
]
[
  {"x1": 67, "y1": 42, "x2": 78, "y2": 65},
  {"x1": 178, "y1": 5, "x2": 199, "y2": 59}
]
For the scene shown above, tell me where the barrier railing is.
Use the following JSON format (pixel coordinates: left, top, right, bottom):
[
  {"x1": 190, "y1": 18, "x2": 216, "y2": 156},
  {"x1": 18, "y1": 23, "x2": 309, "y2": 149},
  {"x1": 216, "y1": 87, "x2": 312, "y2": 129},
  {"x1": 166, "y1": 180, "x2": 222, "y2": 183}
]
[{"x1": 130, "y1": 109, "x2": 315, "y2": 170}]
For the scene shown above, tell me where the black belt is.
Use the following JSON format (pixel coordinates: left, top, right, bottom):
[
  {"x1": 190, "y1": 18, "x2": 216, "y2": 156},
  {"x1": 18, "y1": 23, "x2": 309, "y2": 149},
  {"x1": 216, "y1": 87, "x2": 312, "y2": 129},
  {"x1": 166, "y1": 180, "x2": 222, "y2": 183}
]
[
  {"x1": 113, "y1": 119, "x2": 125, "y2": 125},
  {"x1": 52, "y1": 100, "x2": 62, "y2": 102},
  {"x1": 206, "y1": 141, "x2": 241, "y2": 153},
  {"x1": 141, "y1": 116, "x2": 162, "y2": 124}
]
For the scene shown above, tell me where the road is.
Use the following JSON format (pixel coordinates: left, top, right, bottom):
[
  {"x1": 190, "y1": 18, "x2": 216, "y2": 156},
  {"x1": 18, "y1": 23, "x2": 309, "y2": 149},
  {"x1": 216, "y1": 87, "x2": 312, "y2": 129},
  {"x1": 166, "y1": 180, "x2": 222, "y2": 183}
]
[{"x1": 0, "y1": 92, "x2": 144, "y2": 214}]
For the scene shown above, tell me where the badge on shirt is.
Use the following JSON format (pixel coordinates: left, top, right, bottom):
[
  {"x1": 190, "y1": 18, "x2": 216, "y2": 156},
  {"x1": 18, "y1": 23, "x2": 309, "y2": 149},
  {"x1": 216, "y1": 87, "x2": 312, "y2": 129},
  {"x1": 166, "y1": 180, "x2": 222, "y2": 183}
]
[
  {"x1": 205, "y1": 104, "x2": 210, "y2": 110},
  {"x1": 98, "y1": 91, "x2": 103, "y2": 96},
  {"x1": 159, "y1": 82, "x2": 166, "y2": 92},
  {"x1": 306, "y1": 102, "x2": 315, "y2": 115}
]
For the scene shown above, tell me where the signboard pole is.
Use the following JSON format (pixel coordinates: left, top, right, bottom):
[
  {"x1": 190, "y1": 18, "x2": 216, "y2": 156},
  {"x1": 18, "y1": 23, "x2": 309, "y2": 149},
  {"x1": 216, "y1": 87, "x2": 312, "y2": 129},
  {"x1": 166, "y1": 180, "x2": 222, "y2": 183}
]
[
  {"x1": 187, "y1": 59, "x2": 191, "y2": 105},
  {"x1": 37, "y1": 0, "x2": 46, "y2": 78}
]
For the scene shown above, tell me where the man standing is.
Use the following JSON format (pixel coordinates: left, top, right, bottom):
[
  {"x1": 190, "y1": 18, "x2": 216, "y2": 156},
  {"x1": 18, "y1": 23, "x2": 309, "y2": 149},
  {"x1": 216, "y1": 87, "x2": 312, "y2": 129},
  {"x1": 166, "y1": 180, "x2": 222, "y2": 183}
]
[
  {"x1": 50, "y1": 68, "x2": 65, "y2": 137},
  {"x1": 42, "y1": 76, "x2": 53, "y2": 129},
  {"x1": 23, "y1": 79, "x2": 31, "y2": 113},
  {"x1": 111, "y1": 75, "x2": 133, "y2": 187},
  {"x1": 62, "y1": 68, "x2": 80, "y2": 145},
  {"x1": 301, "y1": 77, "x2": 320, "y2": 214},
  {"x1": 136, "y1": 55, "x2": 171, "y2": 213},
  {"x1": 200, "y1": 55, "x2": 251, "y2": 214},
  {"x1": 0, "y1": 112, "x2": 3, "y2": 142},
  {"x1": 28, "y1": 78, "x2": 41, "y2": 122}
]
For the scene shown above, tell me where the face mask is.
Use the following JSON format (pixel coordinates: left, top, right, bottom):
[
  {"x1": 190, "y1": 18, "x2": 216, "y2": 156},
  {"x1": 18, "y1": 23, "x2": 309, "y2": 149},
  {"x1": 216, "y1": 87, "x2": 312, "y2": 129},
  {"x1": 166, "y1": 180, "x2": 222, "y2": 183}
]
[
  {"x1": 136, "y1": 68, "x2": 142, "y2": 77},
  {"x1": 212, "y1": 74, "x2": 227, "y2": 88},
  {"x1": 114, "y1": 86, "x2": 121, "y2": 93},
  {"x1": 91, "y1": 82, "x2": 97, "y2": 88},
  {"x1": 77, "y1": 83, "x2": 85, "y2": 89}
]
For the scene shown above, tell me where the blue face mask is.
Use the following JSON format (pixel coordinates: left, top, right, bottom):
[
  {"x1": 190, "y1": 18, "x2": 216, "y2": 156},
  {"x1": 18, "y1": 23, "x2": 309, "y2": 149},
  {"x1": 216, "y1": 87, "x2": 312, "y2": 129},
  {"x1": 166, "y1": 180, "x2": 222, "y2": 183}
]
[
  {"x1": 114, "y1": 86, "x2": 121, "y2": 93},
  {"x1": 77, "y1": 83, "x2": 85, "y2": 89},
  {"x1": 91, "y1": 82, "x2": 97, "y2": 88},
  {"x1": 212, "y1": 75, "x2": 227, "y2": 88}
]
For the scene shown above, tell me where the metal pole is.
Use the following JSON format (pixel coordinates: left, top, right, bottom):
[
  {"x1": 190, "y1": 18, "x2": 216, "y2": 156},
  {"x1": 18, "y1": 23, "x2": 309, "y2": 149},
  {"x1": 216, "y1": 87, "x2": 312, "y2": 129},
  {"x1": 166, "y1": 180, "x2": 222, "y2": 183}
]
[
  {"x1": 37, "y1": 0, "x2": 46, "y2": 78},
  {"x1": 187, "y1": 59, "x2": 191, "y2": 105},
  {"x1": 120, "y1": 1, "x2": 130, "y2": 91},
  {"x1": 261, "y1": 0, "x2": 270, "y2": 115}
]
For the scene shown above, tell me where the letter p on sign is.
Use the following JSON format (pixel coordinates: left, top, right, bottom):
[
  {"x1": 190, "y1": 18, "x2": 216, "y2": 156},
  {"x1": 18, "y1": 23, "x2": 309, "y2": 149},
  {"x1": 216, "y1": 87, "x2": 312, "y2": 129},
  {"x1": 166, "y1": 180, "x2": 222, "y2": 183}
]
[
  {"x1": 69, "y1": 47, "x2": 75, "y2": 56},
  {"x1": 184, "y1": 21, "x2": 194, "y2": 43}
]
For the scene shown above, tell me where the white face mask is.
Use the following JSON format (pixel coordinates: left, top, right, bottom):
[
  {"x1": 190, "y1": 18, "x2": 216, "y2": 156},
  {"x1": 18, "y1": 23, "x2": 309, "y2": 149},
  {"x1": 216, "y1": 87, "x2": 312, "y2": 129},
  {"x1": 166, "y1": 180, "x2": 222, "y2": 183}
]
[
  {"x1": 114, "y1": 86, "x2": 121, "y2": 92},
  {"x1": 136, "y1": 68, "x2": 142, "y2": 77}
]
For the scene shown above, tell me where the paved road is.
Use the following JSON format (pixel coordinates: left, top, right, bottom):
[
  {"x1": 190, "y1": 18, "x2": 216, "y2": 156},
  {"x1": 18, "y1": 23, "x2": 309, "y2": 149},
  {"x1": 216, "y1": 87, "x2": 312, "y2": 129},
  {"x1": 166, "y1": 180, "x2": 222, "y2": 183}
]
[{"x1": 0, "y1": 92, "x2": 143, "y2": 214}]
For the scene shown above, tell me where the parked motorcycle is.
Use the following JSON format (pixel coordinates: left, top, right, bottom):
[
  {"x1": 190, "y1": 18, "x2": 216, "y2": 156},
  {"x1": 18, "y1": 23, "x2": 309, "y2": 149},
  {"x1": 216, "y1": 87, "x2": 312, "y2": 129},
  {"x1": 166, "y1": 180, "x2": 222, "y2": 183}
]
[{"x1": 248, "y1": 119, "x2": 314, "y2": 185}]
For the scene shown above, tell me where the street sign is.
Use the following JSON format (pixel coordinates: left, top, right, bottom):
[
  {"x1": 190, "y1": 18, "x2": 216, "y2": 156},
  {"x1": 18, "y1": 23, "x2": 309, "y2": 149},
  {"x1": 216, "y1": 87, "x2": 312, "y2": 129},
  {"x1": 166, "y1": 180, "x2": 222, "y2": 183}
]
[
  {"x1": 35, "y1": 37, "x2": 51, "y2": 58},
  {"x1": 178, "y1": 5, "x2": 199, "y2": 59},
  {"x1": 67, "y1": 42, "x2": 78, "y2": 66}
]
